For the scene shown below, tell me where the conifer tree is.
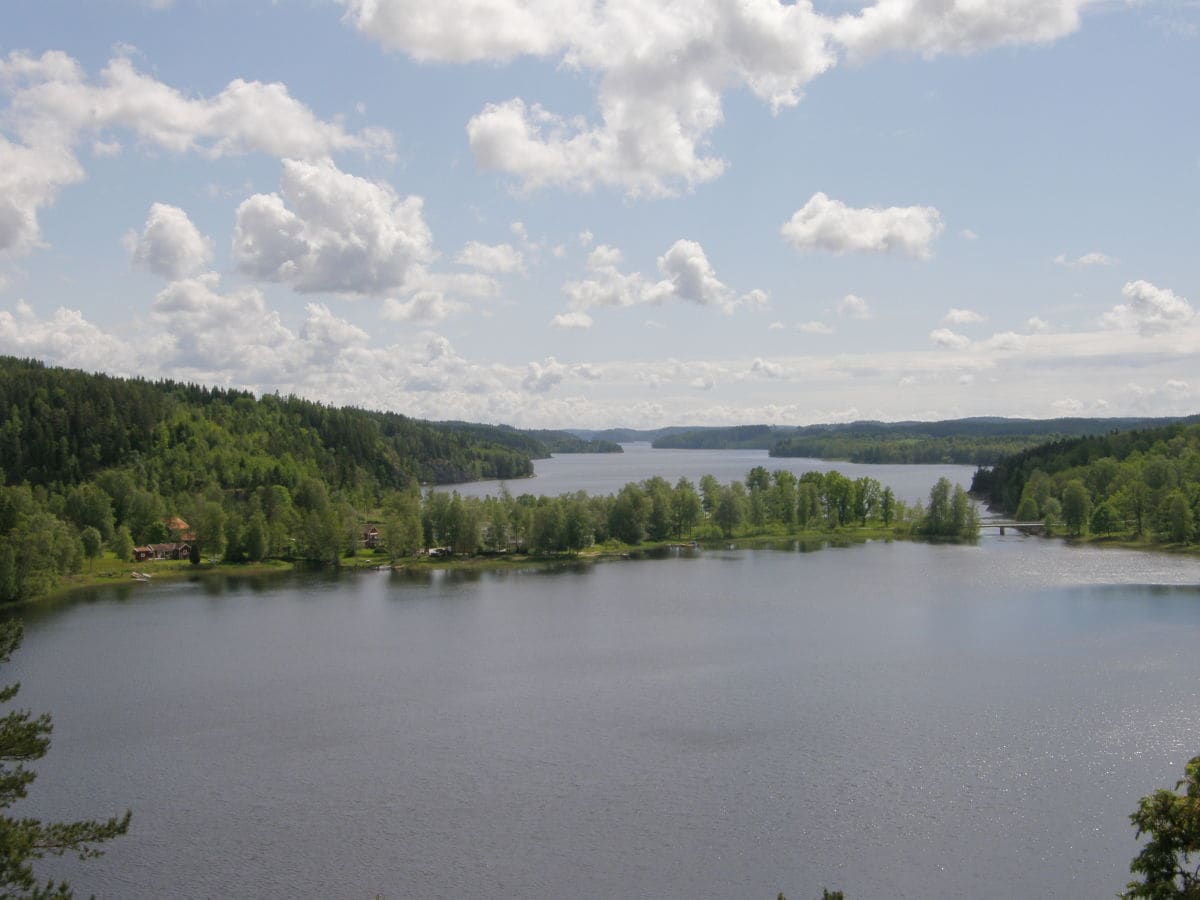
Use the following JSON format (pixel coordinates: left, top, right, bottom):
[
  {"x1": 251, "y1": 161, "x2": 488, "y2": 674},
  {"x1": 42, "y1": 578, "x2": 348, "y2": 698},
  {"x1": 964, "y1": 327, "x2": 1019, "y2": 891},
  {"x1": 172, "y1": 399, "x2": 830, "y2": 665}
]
[{"x1": 0, "y1": 621, "x2": 129, "y2": 897}]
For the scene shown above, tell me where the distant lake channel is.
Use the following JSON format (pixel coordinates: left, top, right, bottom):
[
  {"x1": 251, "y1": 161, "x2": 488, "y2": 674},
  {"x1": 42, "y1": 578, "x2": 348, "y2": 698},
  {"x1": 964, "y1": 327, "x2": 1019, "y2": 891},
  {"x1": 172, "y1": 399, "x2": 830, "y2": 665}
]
[
  {"x1": 435, "y1": 442, "x2": 980, "y2": 506},
  {"x1": 9, "y1": 447, "x2": 1200, "y2": 899}
]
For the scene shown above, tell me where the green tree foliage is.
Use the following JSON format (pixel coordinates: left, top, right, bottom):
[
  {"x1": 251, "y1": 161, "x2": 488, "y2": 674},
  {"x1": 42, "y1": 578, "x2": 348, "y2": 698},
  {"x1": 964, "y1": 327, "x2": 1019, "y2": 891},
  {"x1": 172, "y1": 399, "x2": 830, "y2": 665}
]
[
  {"x1": 78, "y1": 528, "x2": 102, "y2": 569},
  {"x1": 62, "y1": 486, "x2": 114, "y2": 543},
  {"x1": 644, "y1": 477, "x2": 674, "y2": 541},
  {"x1": 1061, "y1": 479, "x2": 1092, "y2": 536},
  {"x1": 0, "y1": 397, "x2": 975, "y2": 603},
  {"x1": 1090, "y1": 501, "x2": 1120, "y2": 536},
  {"x1": 530, "y1": 499, "x2": 565, "y2": 554},
  {"x1": 771, "y1": 415, "x2": 1198, "y2": 465},
  {"x1": 771, "y1": 471, "x2": 798, "y2": 528},
  {"x1": 0, "y1": 489, "x2": 82, "y2": 603},
  {"x1": 918, "y1": 478, "x2": 979, "y2": 539},
  {"x1": 714, "y1": 484, "x2": 746, "y2": 538},
  {"x1": 1122, "y1": 755, "x2": 1200, "y2": 899},
  {"x1": 382, "y1": 490, "x2": 423, "y2": 560},
  {"x1": 194, "y1": 501, "x2": 227, "y2": 562},
  {"x1": 671, "y1": 478, "x2": 703, "y2": 536},
  {"x1": 699, "y1": 474, "x2": 720, "y2": 515},
  {"x1": 609, "y1": 484, "x2": 648, "y2": 545},
  {"x1": 654, "y1": 424, "x2": 774, "y2": 450},
  {"x1": 0, "y1": 621, "x2": 130, "y2": 896},
  {"x1": 0, "y1": 356, "x2": 544, "y2": 497},
  {"x1": 972, "y1": 422, "x2": 1200, "y2": 549},
  {"x1": 561, "y1": 495, "x2": 594, "y2": 552},
  {"x1": 109, "y1": 526, "x2": 134, "y2": 564},
  {"x1": 1041, "y1": 497, "x2": 1063, "y2": 534},
  {"x1": 797, "y1": 482, "x2": 821, "y2": 528},
  {"x1": 1159, "y1": 491, "x2": 1195, "y2": 544},
  {"x1": 243, "y1": 512, "x2": 269, "y2": 563},
  {"x1": 879, "y1": 486, "x2": 895, "y2": 526}
]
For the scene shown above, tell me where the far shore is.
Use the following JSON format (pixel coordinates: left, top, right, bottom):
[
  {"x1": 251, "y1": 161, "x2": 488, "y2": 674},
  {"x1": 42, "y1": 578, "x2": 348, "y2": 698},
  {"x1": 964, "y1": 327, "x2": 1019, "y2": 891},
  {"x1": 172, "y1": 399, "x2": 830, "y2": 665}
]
[{"x1": 17, "y1": 523, "x2": 1198, "y2": 611}]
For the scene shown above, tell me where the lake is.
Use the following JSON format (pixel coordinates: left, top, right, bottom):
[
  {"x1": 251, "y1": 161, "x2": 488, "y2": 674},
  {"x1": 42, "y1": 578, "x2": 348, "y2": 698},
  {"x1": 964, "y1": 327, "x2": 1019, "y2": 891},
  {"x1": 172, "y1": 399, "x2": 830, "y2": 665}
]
[
  {"x1": 433, "y1": 442, "x2": 980, "y2": 506},
  {"x1": 7, "y1": 452, "x2": 1200, "y2": 898}
]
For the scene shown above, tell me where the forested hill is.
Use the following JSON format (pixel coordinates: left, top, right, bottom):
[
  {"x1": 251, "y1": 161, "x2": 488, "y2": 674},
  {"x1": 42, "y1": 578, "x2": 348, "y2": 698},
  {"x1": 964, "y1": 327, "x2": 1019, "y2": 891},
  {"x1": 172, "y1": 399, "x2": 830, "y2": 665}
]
[
  {"x1": 432, "y1": 422, "x2": 621, "y2": 456},
  {"x1": 639, "y1": 416, "x2": 1199, "y2": 465},
  {"x1": 0, "y1": 356, "x2": 607, "y2": 493},
  {"x1": 970, "y1": 422, "x2": 1200, "y2": 542},
  {"x1": 653, "y1": 424, "x2": 775, "y2": 450}
]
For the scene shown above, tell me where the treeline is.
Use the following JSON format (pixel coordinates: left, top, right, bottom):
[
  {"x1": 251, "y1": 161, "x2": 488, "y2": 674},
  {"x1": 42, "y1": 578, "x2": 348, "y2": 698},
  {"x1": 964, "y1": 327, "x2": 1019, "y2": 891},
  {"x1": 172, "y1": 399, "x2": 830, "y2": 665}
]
[
  {"x1": 971, "y1": 423, "x2": 1200, "y2": 543},
  {"x1": 771, "y1": 435, "x2": 1046, "y2": 465},
  {"x1": 0, "y1": 356, "x2": 626, "y2": 495},
  {"x1": 434, "y1": 421, "x2": 622, "y2": 456},
  {"x1": 0, "y1": 356, "x2": 605, "y2": 604},
  {"x1": 0, "y1": 357, "x2": 545, "y2": 494},
  {"x1": 379, "y1": 468, "x2": 977, "y2": 559},
  {"x1": 0, "y1": 467, "x2": 977, "y2": 603},
  {"x1": 640, "y1": 416, "x2": 1200, "y2": 464},
  {"x1": 653, "y1": 425, "x2": 775, "y2": 450}
]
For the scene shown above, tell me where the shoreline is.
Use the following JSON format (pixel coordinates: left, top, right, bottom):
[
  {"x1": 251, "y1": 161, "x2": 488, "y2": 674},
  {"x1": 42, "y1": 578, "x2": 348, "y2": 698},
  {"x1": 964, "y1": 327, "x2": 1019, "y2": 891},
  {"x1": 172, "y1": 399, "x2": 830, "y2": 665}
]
[{"x1": 18, "y1": 525, "x2": 1199, "y2": 611}]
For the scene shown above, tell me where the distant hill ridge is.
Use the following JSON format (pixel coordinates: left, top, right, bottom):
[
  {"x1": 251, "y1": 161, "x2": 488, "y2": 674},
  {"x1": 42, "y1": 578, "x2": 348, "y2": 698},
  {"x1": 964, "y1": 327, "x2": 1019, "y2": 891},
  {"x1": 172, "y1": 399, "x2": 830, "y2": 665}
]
[
  {"x1": 571, "y1": 416, "x2": 1200, "y2": 465},
  {"x1": 0, "y1": 356, "x2": 615, "y2": 494}
]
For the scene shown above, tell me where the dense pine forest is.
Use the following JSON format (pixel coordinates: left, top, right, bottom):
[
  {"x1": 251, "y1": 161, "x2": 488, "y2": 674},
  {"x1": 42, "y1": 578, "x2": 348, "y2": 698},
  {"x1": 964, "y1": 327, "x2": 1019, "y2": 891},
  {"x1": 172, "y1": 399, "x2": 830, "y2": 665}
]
[
  {"x1": 971, "y1": 422, "x2": 1200, "y2": 543},
  {"x1": 0, "y1": 354, "x2": 978, "y2": 604},
  {"x1": 0, "y1": 357, "x2": 616, "y2": 602},
  {"x1": 645, "y1": 416, "x2": 1200, "y2": 465}
]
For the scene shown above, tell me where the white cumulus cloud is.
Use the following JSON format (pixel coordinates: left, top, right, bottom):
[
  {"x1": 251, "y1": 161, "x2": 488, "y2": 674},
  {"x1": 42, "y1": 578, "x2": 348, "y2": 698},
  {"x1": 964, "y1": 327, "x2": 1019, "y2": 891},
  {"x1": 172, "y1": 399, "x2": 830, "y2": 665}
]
[
  {"x1": 561, "y1": 238, "x2": 765, "y2": 316},
  {"x1": 781, "y1": 192, "x2": 943, "y2": 259},
  {"x1": 360, "y1": 0, "x2": 836, "y2": 196},
  {"x1": 522, "y1": 356, "x2": 567, "y2": 393},
  {"x1": 125, "y1": 203, "x2": 213, "y2": 280},
  {"x1": 339, "y1": 0, "x2": 583, "y2": 62},
  {"x1": 929, "y1": 327, "x2": 971, "y2": 349},
  {"x1": 455, "y1": 241, "x2": 525, "y2": 274},
  {"x1": 1054, "y1": 250, "x2": 1115, "y2": 268},
  {"x1": 552, "y1": 310, "x2": 594, "y2": 330},
  {"x1": 837, "y1": 293, "x2": 873, "y2": 319},
  {"x1": 942, "y1": 307, "x2": 986, "y2": 325},
  {"x1": 1101, "y1": 280, "x2": 1194, "y2": 335},
  {"x1": 342, "y1": 0, "x2": 1088, "y2": 198},
  {"x1": 382, "y1": 292, "x2": 462, "y2": 323},
  {"x1": 233, "y1": 158, "x2": 433, "y2": 295},
  {"x1": 0, "y1": 50, "x2": 390, "y2": 258},
  {"x1": 0, "y1": 301, "x2": 129, "y2": 371},
  {"x1": 834, "y1": 0, "x2": 1092, "y2": 60}
]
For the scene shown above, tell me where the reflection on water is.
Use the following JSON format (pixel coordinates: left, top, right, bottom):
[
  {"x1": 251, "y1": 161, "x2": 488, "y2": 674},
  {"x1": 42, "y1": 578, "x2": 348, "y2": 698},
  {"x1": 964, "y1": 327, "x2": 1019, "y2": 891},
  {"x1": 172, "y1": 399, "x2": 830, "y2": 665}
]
[
  {"x1": 433, "y1": 442, "x2": 979, "y2": 506},
  {"x1": 9, "y1": 536, "x2": 1200, "y2": 900}
]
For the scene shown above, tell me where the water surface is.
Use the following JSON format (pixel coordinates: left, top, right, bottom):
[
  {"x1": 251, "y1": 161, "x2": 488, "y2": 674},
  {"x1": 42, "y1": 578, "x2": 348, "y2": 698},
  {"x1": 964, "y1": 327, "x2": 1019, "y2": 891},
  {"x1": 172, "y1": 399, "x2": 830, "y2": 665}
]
[
  {"x1": 9, "y1": 536, "x2": 1200, "y2": 898},
  {"x1": 435, "y1": 442, "x2": 979, "y2": 506}
]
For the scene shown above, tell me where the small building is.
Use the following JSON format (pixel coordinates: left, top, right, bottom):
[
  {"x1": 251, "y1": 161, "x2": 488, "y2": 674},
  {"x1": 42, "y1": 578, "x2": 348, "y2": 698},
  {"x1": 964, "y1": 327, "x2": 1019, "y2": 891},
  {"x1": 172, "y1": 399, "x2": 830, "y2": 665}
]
[
  {"x1": 164, "y1": 517, "x2": 197, "y2": 541},
  {"x1": 147, "y1": 542, "x2": 192, "y2": 561},
  {"x1": 133, "y1": 545, "x2": 155, "y2": 562},
  {"x1": 361, "y1": 525, "x2": 382, "y2": 549}
]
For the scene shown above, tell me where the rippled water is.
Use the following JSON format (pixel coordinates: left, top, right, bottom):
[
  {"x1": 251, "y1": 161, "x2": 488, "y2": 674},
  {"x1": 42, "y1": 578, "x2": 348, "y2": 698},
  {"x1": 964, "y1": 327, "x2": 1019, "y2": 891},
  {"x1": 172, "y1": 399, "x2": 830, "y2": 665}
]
[
  {"x1": 434, "y1": 443, "x2": 980, "y2": 506},
  {"x1": 9, "y1": 534, "x2": 1200, "y2": 899}
]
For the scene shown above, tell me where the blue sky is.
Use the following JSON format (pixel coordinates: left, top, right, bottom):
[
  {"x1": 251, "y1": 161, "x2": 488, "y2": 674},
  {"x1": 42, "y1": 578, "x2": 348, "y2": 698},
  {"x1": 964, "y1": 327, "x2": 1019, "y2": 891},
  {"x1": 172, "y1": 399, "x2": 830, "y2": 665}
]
[{"x1": 1, "y1": 0, "x2": 1197, "y2": 427}]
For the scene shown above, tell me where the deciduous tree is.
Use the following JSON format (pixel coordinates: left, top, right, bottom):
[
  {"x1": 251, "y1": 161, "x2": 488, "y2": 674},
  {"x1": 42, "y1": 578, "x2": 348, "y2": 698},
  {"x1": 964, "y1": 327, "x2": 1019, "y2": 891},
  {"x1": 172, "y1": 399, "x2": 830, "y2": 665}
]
[{"x1": 1123, "y1": 755, "x2": 1200, "y2": 899}]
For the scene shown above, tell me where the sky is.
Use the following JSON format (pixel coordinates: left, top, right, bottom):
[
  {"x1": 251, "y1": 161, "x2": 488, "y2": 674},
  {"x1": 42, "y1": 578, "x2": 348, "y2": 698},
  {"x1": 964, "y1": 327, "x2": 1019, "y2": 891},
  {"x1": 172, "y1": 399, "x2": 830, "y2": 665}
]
[{"x1": 0, "y1": 0, "x2": 1197, "y2": 429}]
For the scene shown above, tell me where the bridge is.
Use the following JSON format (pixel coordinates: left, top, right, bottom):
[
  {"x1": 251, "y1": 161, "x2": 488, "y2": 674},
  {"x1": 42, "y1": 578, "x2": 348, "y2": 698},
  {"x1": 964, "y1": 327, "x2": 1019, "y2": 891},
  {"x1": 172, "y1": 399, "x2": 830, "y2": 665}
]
[{"x1": 979, "y1": 521, "x2": 1046, "y2": 535}]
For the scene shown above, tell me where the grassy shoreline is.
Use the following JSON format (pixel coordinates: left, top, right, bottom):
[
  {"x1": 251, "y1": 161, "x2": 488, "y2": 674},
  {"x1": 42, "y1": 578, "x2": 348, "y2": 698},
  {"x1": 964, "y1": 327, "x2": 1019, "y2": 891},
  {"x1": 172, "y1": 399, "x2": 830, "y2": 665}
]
[
  {"x1": 1056, "y1": 532, "x2": 1200, "y2": 557},
  {"x1": 23, "y1": 524, "x2": 1199, "y2": 610},
  {"x1": 27, "y1": 526, "x2": 906, "y2": 606}
]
